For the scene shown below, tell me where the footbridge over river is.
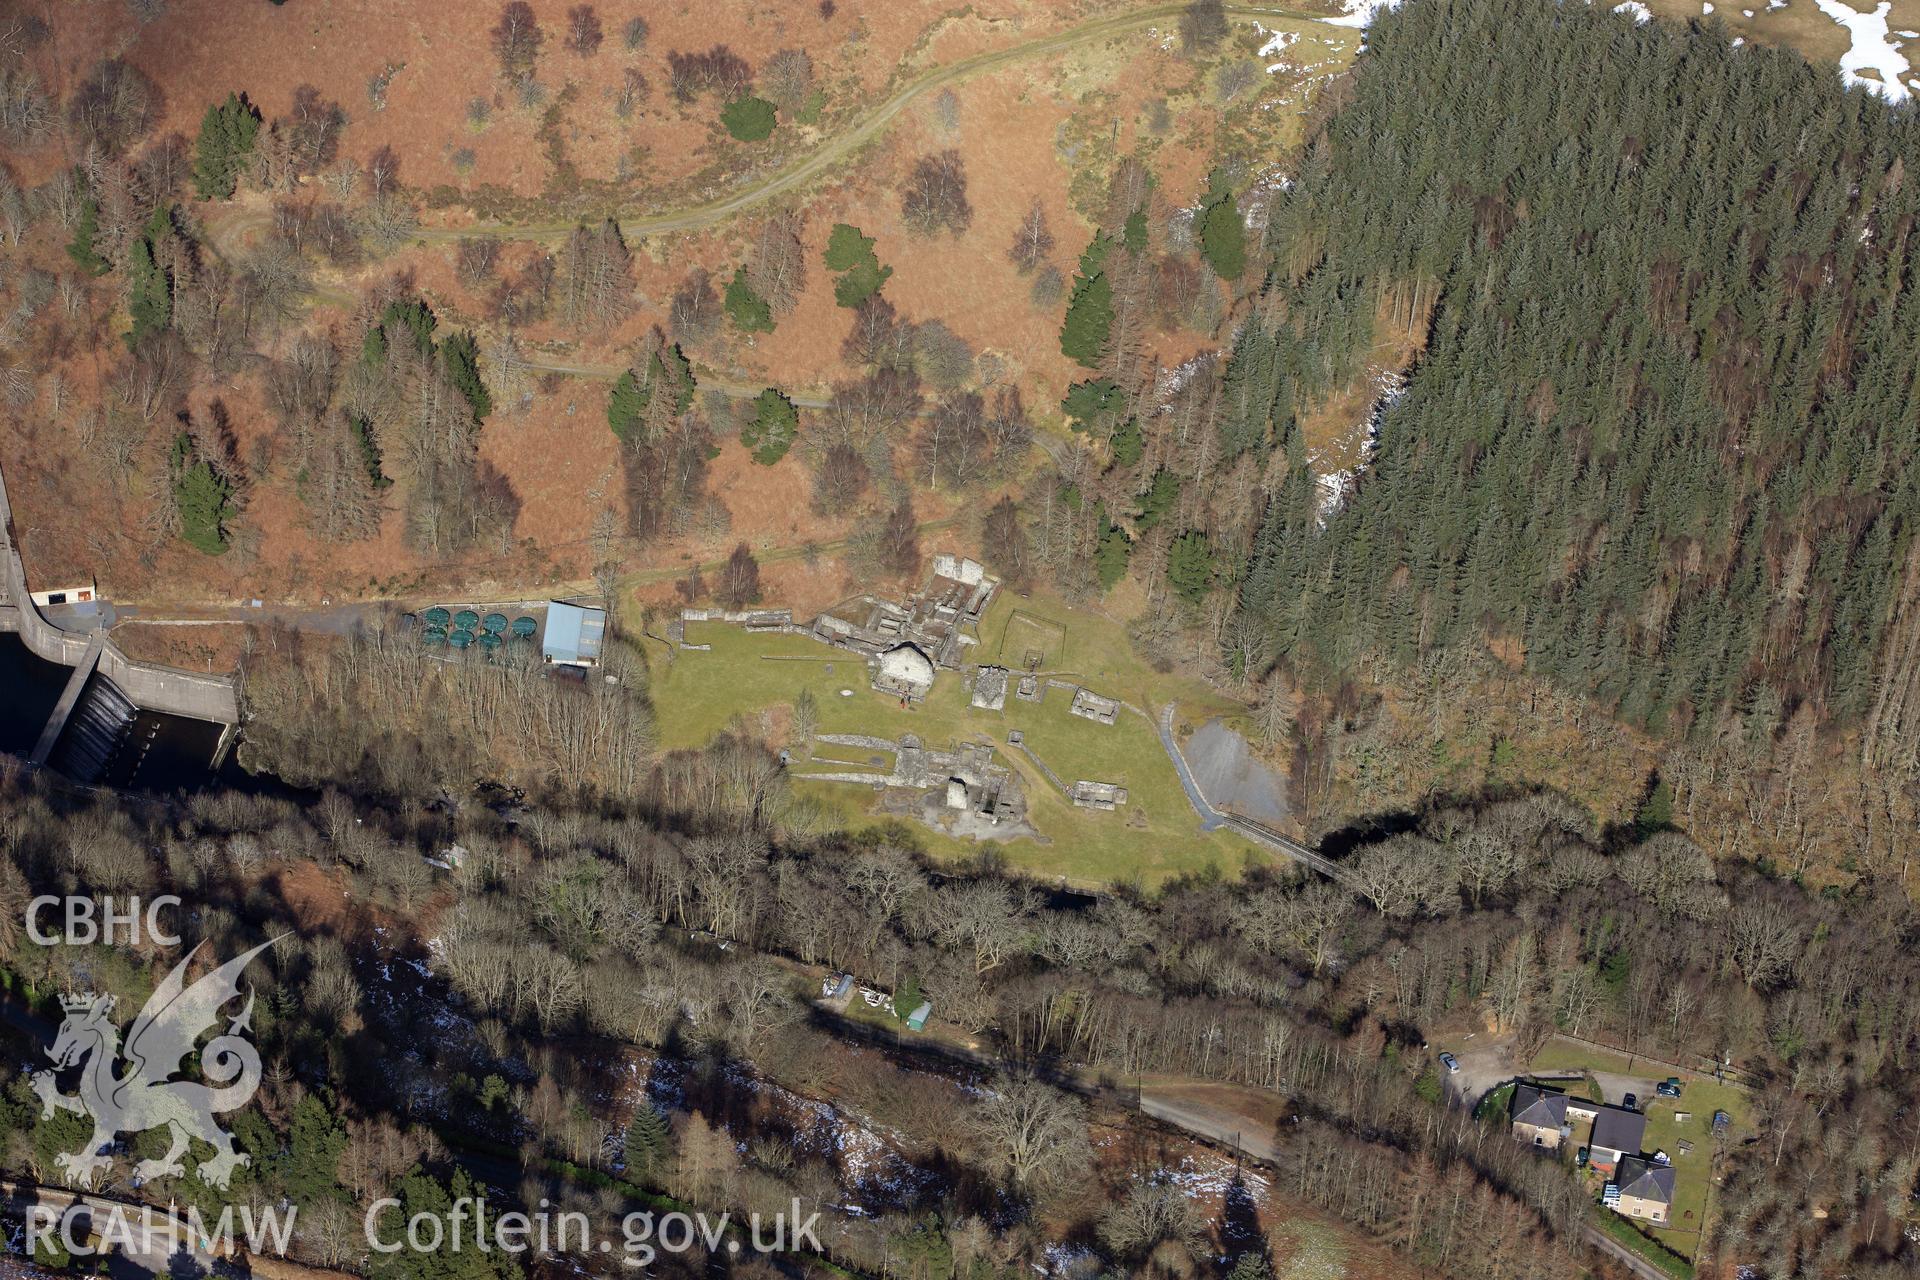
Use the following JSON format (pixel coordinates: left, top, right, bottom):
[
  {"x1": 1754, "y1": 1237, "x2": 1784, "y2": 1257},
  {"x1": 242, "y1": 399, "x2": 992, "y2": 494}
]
[{"x1": 0, "y1": 461, "x2": 238, "y2": 777}]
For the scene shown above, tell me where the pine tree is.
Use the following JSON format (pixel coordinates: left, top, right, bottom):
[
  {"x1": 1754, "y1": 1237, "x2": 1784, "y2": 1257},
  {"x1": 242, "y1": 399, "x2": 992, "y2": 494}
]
[
  {"x1": 1167, "y1": 531, "x2": 1215, "y2": 602},
  {"x1": 1109, "y1": 416, "x2": 1144, "y2": 468},
  {"x1": 740, "y1": 388, "x2": 798, "y2": 464},
  {"x1": 1060, "y1": 270, "x2": 1113, "y2": 368},
  {"x1": 1135, "y1": 469, "x2": 1179, "y2": 529},
  {"x1": 823, "y1": 222, "x2": 877, "y2": 271},
  {"x1": 607, "y1": 369, "x2": 648, "y2": 442},
  {"x1": 172, "y1": 435, "x2": 233, "y2": 555},
  {"x1": 724, "y1": 267, "x2": 774, "y2": 332},
  {"x1": 656, "y1": 343, "x2": 696, "y2": 414},
  {"x1": 66, "y1": 187, "x2": 109, "y2": 276},
  {"x1": 192, "y1": 92, "x2": 260, "y2": 200},
  {"x1": 1198, "y1": 190, "x2": 1245, "y2": 280},
  {"x1": 1061, "y1": 378, "x2": 1121, "y2": 430},
  {"x1": 440, "y1": 329, "x2": 493, "y2": 421},
  {"x1": 1095, "y1": 524, "x2": 1130, "y2": 590},
  {"x1": 125, "y1": 205, "x2": 173, "y2": 348},
  {"x1": 720, "y1": 95, "x2": 777, "y2": 141}
]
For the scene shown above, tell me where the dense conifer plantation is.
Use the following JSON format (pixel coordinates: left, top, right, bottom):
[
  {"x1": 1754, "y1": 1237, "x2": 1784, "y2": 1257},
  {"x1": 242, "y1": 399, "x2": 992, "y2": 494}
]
[{"x1": 1236, "y1": 0, "x2": 1920, "y2": 767}]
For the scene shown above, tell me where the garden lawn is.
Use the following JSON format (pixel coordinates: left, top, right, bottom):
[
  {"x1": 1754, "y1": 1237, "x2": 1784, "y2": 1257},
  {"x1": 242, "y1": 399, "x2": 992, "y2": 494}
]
[
  {"x1": 1641, "y1": 1080, "x2": 1747, "y2": 1255},
  {"x1": 1528, "y1": 1037, "x2": 1643, "y2": 1077}
]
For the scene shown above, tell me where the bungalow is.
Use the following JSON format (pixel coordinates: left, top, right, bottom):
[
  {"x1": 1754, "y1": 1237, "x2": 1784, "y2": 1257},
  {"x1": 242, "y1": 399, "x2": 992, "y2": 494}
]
[
  {"x1": 1509, "y1": 1083, "x2": 1570, "y2": 1150},
  {"x1": 1612, "y1": 1155, "x2": 1677, "y2": 1225},
  {"x1": 1589, "y1": 1105, "x2": 1649, "y2": 1174}
]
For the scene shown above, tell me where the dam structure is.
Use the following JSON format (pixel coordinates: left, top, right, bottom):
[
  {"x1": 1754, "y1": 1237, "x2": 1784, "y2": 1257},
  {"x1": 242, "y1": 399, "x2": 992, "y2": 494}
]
[{"x1": 0, "y1": 461, "x2": 238, "y2": 784}]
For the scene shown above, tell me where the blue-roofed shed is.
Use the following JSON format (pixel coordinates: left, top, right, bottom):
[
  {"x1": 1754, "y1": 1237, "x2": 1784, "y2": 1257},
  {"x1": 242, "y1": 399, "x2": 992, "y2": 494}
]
[{"x1": 543, "y1": 601, "x2": 608, "y2": 667}]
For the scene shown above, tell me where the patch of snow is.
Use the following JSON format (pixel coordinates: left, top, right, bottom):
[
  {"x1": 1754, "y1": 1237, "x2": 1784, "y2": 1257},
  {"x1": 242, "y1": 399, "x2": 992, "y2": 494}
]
[
  {"x1": 1743, "y1": 8, "x2": 1755, "y2": 15},
  {"x1": 1903, "y1": 30, "x2": 1920, "y2": 37},
  {"x1": 1813, "y1": 0, "x2": 1911, "y2": 102},
  {"x1": 1312, "y1": 368, "x2": 1402, "y2": 524},
  {"x1": 1258, "y1": 25, "x2": 1302, "y2": 72},
  {"x1": 1258, "y1": 28, "x2": 1300, "y2": 58},
  {"x1": 1614, "y1": 1, "x2": 1653, "y2": 23},
  {"x1": 1037, "y1": 1244, "x2": 1099, "y2": 1277},
  {"x1": 1702, "y1": 2, "x2": 1714, "y2": 13},
  {"x1": 1324, "y1": 0, "x2": 1401, "y2": 29},
  {"x1": 1732, "y1": 35, "x2": 1746, "y2": 44}
]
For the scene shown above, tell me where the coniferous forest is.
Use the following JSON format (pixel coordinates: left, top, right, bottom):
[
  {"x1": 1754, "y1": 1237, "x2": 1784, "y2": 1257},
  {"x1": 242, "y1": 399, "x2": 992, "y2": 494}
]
[{"x1": 1234, "y1": 0, "x2": 1920, "y2": 779}]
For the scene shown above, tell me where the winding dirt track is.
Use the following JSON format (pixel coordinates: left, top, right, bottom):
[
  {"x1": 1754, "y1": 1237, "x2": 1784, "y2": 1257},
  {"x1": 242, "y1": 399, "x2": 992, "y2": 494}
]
[
  {"x1": 204, "y1": 4, "x2": 1334, "y2": 265},
  {"x1": 424, "y1": 4, "x2": 1331, "y2": 243}
]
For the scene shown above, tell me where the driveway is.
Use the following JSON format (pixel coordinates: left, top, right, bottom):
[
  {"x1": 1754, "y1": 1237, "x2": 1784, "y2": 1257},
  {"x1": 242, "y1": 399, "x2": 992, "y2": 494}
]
[
  {"x1": 1526, "y1": 1067, "x2": 1664, "y2": 1109},
  {"x1": 1432, "y1": 1032, "x2": 1518, "y2": 1109}
]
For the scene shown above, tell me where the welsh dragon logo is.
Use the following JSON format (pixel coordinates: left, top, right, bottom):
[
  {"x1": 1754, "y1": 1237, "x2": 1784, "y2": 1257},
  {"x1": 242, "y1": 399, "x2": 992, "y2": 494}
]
[{"x1": 30, "y1": 938, "x2": 280, "y2": 1191}]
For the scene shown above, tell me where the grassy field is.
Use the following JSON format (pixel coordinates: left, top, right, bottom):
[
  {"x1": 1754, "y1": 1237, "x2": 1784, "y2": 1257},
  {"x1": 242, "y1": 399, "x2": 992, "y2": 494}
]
[
  {"x1": 1641, "y1": 1079, "x2": 1746, "y2": 1254},
  {"x1": 1529, "y1": 1038, "x2": 1645, "y2": 1077},
  {"x1": 647, "y1": 588, "x2": 1263, "y2": 887}
]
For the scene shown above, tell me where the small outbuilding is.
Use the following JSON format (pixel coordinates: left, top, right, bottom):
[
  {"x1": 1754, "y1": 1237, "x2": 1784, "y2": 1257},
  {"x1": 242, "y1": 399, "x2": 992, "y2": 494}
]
[
  {"x1": 971, "y1": 665, "x2": 1010, "y2": 710},
  {"x1": 1070, "y1": 687, "x2": 1120, "y2": 724},
  {"x1": 1070, "y1": 780, "x2": 1129, "y2": 810},
  {"x1": 905, "y1": 1001, "x2": 932, "y2": 1031}
]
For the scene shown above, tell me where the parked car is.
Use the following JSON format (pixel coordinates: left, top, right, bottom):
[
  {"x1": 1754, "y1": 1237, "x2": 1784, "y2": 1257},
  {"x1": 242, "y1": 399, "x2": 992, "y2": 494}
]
[
  {"x1": 1576, "y1": 1146, "x2": 1589, "y2": 1169},
  {"x1": 1439, "y1": 1051, "x2": 1460, "y2": 1073},
  {"x1": 1623, "y1": 1092, "x2": 1638, "y2": 1110},
  {"x1": 1656, "y1": 1078, "x2": 1682, "y2": 1098}
]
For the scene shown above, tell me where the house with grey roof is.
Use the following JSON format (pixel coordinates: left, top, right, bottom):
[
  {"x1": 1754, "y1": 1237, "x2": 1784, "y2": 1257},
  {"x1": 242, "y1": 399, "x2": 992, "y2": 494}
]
[
  {"x1": 1589, "y1": 1105, "x2": 1648, "y2": 1174},
  {"x1": 1509, "y1": 1083, "x2": 1570, "y2": 1150},
  {"x1": 1612, "y1": 1155, "x2": 1677, "y2": 1225}
]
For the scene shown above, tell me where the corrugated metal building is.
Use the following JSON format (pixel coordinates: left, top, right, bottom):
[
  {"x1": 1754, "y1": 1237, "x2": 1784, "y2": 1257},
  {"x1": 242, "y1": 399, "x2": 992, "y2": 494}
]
[{"x1": 543, "y1": 602, "x2": 607, "y2": 667}]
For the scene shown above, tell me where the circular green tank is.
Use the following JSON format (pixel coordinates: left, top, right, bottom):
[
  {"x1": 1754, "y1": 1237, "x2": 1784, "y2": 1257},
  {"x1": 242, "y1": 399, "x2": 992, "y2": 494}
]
[
  {"x1": 449, "y1": 628, "x2": 475, "y2": 650},
  {"x1": 453, "y1": 609, "x2": 481, "y2": 631},
  {"x1": 420, "y1": 626, "x2": 448, "y2": 645},
  {"x1": 423, "y1": 607, "x2": 451, "y2": 628},
  {"x1": 482, "y1": 612, "x2": 509, "y2": 634},
  {"x1": 510, "y1": 615, "x2": 538, "y2": 638}
]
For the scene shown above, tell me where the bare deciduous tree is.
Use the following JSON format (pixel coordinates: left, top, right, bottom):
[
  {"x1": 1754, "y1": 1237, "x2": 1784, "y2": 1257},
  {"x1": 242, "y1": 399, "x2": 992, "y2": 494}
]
[
  {"x1": 565, "y1": 5, "x2": 603, "y2": 56},
  {"x1": 744, "y1": 210, "x2": 807, "y2": 318},
  {"x1": 491, "y1": 2, "x2": 544, "y2": 82},
  {"x1": 966, "y1": 1074, "x2": 1091, "y2": 1193},
  {"x1": 901, "y1": 149, "x2": 972, "y2": 236},
  {"x1": 1007, "y1": 199, "x2": 1054, "y2": 274},
  {"x1": 761, "y1": 48, "x2": 814, "y2": 116},
  {"x1": 669, "y1": 268, "x2": 719, "y2": 340}
]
